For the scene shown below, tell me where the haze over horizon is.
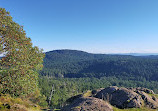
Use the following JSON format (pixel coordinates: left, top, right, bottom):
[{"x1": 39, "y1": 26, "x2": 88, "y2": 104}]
[
  {"x1": 0, "y1": 0, "x2": 158, "y2": 53},
  {"x1": 45, "y1": 49, "x2": 158, "y2": 54},
  {"x1": 44, "y1": 49, "x2": 158, "y2": 55}
]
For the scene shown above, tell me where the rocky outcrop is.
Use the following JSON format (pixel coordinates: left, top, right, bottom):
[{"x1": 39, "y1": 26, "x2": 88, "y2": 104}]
[
  {"x1": 66, "y1": 94, "x2": 82, "y2": 104},
  {"x1": 95, "y1": 87, "x2": 142, "y2": 108},
  {"x1": 91, "y1": 88, "x2": 104, "y2": 96},
  {"x1": 128, "y1": 87, "x2": 155, "y2": 94},
  {"x1": 95, "y1": 86, "x2": 118, "y2": 100},
  {"x1": 136, "y1": 91, "x2": 158, "y2": 109},
  {"x1": 63, "y1": 86, "x2": 158, "y2": 110},
  {"x1": 95, "y1": 86, "x2": 158, "y2": 109},
  {"x1": 110, "y1": 88, "x2": 142, "y2": 108},
  {"x1": 62, "y1": 97, "x2": 113, "y2": 111}
]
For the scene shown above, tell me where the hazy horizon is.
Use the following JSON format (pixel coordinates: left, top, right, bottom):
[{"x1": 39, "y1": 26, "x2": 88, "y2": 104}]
[
  {"x1": 1, "y1": 0, "x2": 158, "y2": 53},
  {"x1": 44, "y1": 49, "x2": 158, "y2": 55}
]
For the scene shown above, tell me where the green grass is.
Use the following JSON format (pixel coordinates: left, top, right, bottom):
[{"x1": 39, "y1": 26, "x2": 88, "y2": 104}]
[
  {"x1": 53, "y1": 109, "x2": 61, "y2": 111},
  {"x1": 83, "y1": 90, "x2": 92, "y2": 97},
  {"x1": 72, "y1": 106, "x2": 81, "y2": 110}
]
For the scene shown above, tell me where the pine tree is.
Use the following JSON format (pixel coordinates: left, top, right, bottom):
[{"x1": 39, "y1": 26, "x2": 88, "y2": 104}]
[{"x1": 0, "y1": 8, "x2": 45, "y2": 96}]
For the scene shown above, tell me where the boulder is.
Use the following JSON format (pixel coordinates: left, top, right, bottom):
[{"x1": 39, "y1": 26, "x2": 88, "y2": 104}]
[
  {"x1": 110, "y1": 88, "x2": 142, "y2": 108},
  {"x1": 95, "y1": 87, "x2": 142, "y2": 108},
  {"x1": 91, "y1": 88, "x2": 104, "y2": 96},
  {"x1": 95, "y1": 86, "x2": 118, "y2": 101},
  {"x1": 62, "y1": 97, "x2": 113, "y2": 111}
]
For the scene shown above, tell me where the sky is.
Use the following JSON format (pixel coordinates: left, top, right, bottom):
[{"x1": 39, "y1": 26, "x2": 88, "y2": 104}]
[{"x1": 0, "y1": 0, "x2": 158, "y2": 53}]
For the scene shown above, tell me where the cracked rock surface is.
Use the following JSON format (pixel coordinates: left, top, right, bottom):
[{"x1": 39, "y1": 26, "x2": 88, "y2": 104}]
[
  {"x1": 95, "y1": 86, "x2": 158, "y2": 109},
  {"x1": 62, "y1": 97, "x2": 113, "y2": 111}
]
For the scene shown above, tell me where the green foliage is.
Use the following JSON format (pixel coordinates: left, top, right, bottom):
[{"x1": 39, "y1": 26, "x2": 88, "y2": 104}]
[
  {"x1": 39, "y1": 76, "x2": 158, "y2": 109},
  {"x1": 41, "y1": 50, "x2": 158, "y2": 81},
  {"x1": 27, "y1": 89, "x2": 48, "y2": 108},
  {"x1": 0, "y1": 8, "x2": 45, "y2": 96}
]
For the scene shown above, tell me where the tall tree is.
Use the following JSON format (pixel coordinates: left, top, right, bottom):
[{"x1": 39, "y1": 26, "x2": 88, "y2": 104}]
[{"x1": 0, "y1": 8, "x2": 45, "y2": 96}]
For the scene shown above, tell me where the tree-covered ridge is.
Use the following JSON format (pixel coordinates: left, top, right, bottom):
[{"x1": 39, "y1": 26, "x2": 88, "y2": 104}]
[{"x1": 41, "y1": 49, "x2": 158, "y2": 81}]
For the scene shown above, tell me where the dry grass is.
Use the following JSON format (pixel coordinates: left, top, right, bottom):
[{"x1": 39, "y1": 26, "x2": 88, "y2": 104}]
[
  {"x1": 113, "y1": 106, "x2": 158, "y2": 111},
  {"x1": 0, "y1": 94, "x2": 41, "y2": 111},
  {"x1": 148, "y1": 93, "x2": 158, "y2": 98}
]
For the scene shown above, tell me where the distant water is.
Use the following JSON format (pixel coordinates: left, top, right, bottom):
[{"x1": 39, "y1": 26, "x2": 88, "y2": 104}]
[{"x1": 110, "y1": 53, "x2": 158, "y2": 56}]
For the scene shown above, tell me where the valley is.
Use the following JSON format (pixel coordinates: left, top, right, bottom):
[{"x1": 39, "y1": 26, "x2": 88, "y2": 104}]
[{"x1": 39, "y1": 50, "x2": 158, "y2": 109}]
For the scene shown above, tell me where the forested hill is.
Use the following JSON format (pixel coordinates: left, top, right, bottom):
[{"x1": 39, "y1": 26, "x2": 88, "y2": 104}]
[{"x1": 40, "y1": 49, "x2": 158, "y2": 81}]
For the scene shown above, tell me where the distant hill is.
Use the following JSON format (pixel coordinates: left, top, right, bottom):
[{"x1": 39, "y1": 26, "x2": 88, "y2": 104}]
[{"x1": 40, "y1": 49, "x2": 158, "y2": 81}]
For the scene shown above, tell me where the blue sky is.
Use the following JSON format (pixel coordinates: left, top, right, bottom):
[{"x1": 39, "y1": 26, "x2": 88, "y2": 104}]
[{"x1": 0, "y1": 0, "x2": 158, "y2": 53}]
